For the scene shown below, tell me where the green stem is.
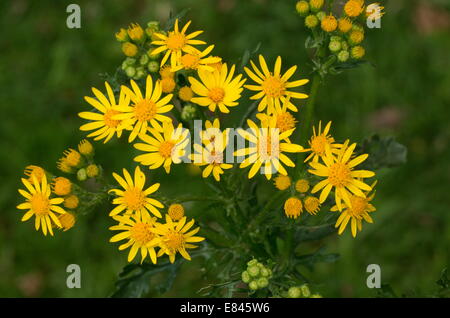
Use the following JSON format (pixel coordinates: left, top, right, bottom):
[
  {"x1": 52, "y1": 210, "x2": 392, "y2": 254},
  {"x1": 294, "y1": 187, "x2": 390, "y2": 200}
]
[{"x1": 295, "y1": 74, "x2": 321, "y2": 177}]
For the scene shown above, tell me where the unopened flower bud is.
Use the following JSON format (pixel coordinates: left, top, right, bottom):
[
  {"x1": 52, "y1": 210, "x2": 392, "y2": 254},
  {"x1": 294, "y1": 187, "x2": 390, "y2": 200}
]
[
  {"x1": 296, "y1": 1, "x2": 310, "y2": 16},
  {"x1": 300, "y1": 284, "x2": 311, "y2": 297},
  {"x1": 288, "y1": 286, "x2": 302, "y2": 298},
  {"x1": 305, "y1": 15, "x2": 319, "y2": 29},
  {"x1": 77, "y1": 168, "x2": 87, "y2": 181},
  {"x1": 241, "y1": 271, "x2": 251, "y2": 283},
  {"x1": 329, "y1": 40, "x2": 342, "y2": 53},
  {"x1": 257, "y1": 277, "x2": 269, "y2": 289},
  {"x1": 148, "y1": 61, "x2": 159, "y2": 73},
  {"x1": 125, "y1": 66, "x2": 136, "y2": 78},
  {"x1": 139, "y1": 54, "x2": 149, "y2": 65},
  {"x1": 249, "y1": 281, "x2": 259, "y2": 291},
  {"x1": 247, "y1": 265, "x2": 260, "y2": 277},
  {"x1": 338, "y1": 50, "x2": 350, "y2": 62}
]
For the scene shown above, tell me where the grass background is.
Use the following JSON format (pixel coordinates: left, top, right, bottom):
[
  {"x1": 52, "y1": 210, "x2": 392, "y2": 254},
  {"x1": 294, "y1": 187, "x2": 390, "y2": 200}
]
[{"x1": 0, "y1": 0, "x2": 449, "y2": 297}]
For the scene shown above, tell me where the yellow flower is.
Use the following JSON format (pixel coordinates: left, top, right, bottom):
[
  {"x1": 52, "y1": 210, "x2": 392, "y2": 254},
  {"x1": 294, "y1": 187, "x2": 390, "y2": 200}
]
[
  {"x1": 79, "y1": 81, "x2": 131, "y2": 143},
  {"x1": 244, "y1": 55, "x2": 309, "y2": 114},
  {"x1": 159, "y1": 65, "x2": 175, "y2": 79},
  {"x1": 302, "y1": 121, "x2": 341, "y2": 163},
  {"x1": 109, "y1": 213, "x2": 160, "y2": 264},
  {"x1": 122, "y1": 42, "x2": 138, "y2": 57},
  {"x1": 127, "y1": 23, "x2": 144, "y2": 42},
  {"x1": 113, "y1": 75, "x2": 174, "y2": 142},
  {"x1": 338, "y1": 17, "x2": 353, "y2": 33},
  {"x1": 52, "y1": 177, "x2": 72, "y2": 196},
  {"x1": 284, "y1": 197, "x2": 303, "y2": 219},
  {"x1": 178, "y1": 86, "x2": 194, "y2": 102},
  {"x1": 153, "y1": 215, "x2": 205, "y2": 263},
  {"x1": 331, "y1": 182, "x2": 377, "y2": 237},
  {"x1": 161, "y1": 77, "x2": 176, "y2": 93},
  {"x1": 304, "y1": 196, "x2": 321, "y2": 215},
  {"x1": 63, "y1": 195, "x2": 79, "y2": 209},
  {"x1": 115, "y1": 28, "x2": 128, "y2": 42},
  {"x1": 57, "y1": 159, "x2": 74, "y2": 174},
  {"x1": 86, "y1": 164, "x2": 100, "y2": 178},
  {"x1": 234, "y1": 119, "x2": 303, "y2": 179},
  {"x1": 189, "y1": 63, "x2": 246, "y2": 113},
  {"x1": 256, "y1": 98, "x2": 298, "y2": 141},
  {"x1": 201, "y1": 118, "x2": 221, "y2": 145},
  {"x1": 109, "y1": 166, "x2": 164, "y2": 219},
  {"x1": 78, "y1": 139, "x2": 94, "y2": 156},
  {"x1": 310, "y1": 0, "x2": 324, "y2": 11},
  {"x1": 58, "y1": 211, "x2": 76, "y2": 231},
  {"x1": 351, "y1": 46, "x2": 365, "y2": 59},
  {"x1": 133, "y1": 120, "x2": 190, "y2": 173},
  {"x1": 151, "y1": 19, "x2": 206, "y2": 68},
  {"x1": 308, "y1": 140, "x2": 375, "y2": 210},
  {"x1": 168, "y1": 204, "x2": 185, "y2": 221},
  {"x1": 24, "y1": 165, "x2": 45, "y2": 183},
  {"x1": 208, "y1": 57, "x2": 223, "y2": 72},
  {"x1": 17, "y1": 174, "x2": 66, "y2": 236},
  {"x1": 191, "y1": 130, "x2": 233, "y2": 181},
  {"x1": 344, "y1": 0, "x2": 364, "y2": 17},
  {"x1": 172, "y1": 45, "x2": 221, "y2": 72},
  {"x1": 273, "y1": 175, "x2": 291, "y2": 190},
  {"x1": 349, "y1": 30, "x2": 364, "y2": 45},
  {"x1": 321, "y1": 15, "x2": 338, "y2": 32},
  {"x1": 295, "y1": 179, "x2": 310, "y2": 193},
  {"x1": 61, "y1": 149, "x2": 83, "y2": 167}
]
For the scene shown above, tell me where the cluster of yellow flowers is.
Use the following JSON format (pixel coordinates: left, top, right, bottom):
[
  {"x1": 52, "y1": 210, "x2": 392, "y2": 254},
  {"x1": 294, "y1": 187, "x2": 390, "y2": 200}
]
[
  {"x1": 108, "y1": 166, "x2": 204, "y2": 264},
  {"x1": 296, "y1": 0, "x2": 384, "y2": 62},
  {"x1": 16, "y1": 140, "x2": 102, "y2": 236}
]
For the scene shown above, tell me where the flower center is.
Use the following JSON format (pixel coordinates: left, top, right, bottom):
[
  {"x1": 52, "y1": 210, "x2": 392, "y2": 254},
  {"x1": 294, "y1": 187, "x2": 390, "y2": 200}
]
[
  {"x1": 104, "y1": 109, "x2": 121, "y2": 128},
  {"x1": 276, "y1": 112, "x2": 296, "y2": 132},
  {"x1": 262, "y1": 75, "x2": 285, "y2": 98},
  {"x1": 180, "y1": 53, "x2": 200, "y2": 69},
  {"x1": 166, "y1": 32, "x2": 186, "y2": 50},
  {"x1": 348, "y1": 196, "x2": 368, "y2": 217},
  {"x1": 164, "y1": 230, "x2": 185, "y2": 250},
  {"x1": 134, "y1": 99, "x2": 157, "y2": 122},
  {"x1": 159, "y1": 141, "x2": 175, "y2": 158},
  {"x1": 258, "y1": 134, "x2": 279, "y2": 160},
  {"x1": 310, "y1": 135, "x2": 328, "y2": 155},
  {"x1": 123, "y1": 187, "x2": 145, "y2": 211},
  {"x1": 208, "y1": 150, "x2": 223, "y2": 165},
  {"x1": 31, "y1": 193, "x2": 50, "y2": 216},
  {"x1": 328, "y1": 163, "x2": 351, "y2": 187},
  {"x1": 130, "y1": 222, "x2": 155, "y2": 245},
  {"x1": 208, "y1": 87, "x2": 225, "y2": 103}
]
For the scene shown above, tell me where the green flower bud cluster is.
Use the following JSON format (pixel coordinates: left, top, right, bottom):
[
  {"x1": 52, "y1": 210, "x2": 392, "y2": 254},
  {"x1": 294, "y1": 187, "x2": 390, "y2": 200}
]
[
  {"x1": 285, "y1": 284, "x2": 322, "y2": 298},
  {"x1": 117, "y1": 21, "x2": 163, "y2": 80},
  {"x1": 181, "y1": 104, "x2": 198, "y2": 122},
  {"x1": 241, "y1": 259, "x2": 272, "y2": 291}
]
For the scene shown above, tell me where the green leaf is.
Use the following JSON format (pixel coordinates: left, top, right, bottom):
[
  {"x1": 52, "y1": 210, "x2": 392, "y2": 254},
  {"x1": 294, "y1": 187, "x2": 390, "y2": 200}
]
[
  {"x1": 294, "y1": 223, "x2": 337, "y2": 242},
  {"x1": 294, "y1": 246, "x2": 340, "y2": 271},
  {"x1": 111, "y1": 260, "x2": 181, "y2": 298},
  {"x1": 360, "y1": 134, "x2": 408, "y2": 170}
]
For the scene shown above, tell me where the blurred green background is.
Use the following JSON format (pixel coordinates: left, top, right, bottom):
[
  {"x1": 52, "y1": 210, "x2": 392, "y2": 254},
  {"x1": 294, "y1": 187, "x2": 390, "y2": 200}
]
[{"x1": 0, "y1": 0, "x2": 449, "y2": 297}]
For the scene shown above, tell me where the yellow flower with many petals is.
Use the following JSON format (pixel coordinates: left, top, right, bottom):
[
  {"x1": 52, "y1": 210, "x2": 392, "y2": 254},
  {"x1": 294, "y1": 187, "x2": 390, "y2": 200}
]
[
  {"x1": 79, "y1": 82, "x2": 131, "y2": 143},
  {"x1": 189, "y1": 64, "x2": 246, "y2": 113},
  {"x1": 17, "y1": 174, "x2": 66, "y2": 236},
  {"x1": 133, "y1": 121, "x2": 190, "y2": 173},
  {"x1": 308, "y1": 140, "x2": 375, "y2": 210},
  {"x1": 109, "y1": 166, "x2": 164, "y2": 220},
  {"x1": 234, "y1": 119, "x2": 303, "y2": 179},
  {"x1": 302, "y1": 121, "x2": 341, "y2": 163},
  {"x1": 151, "y1": 19, "x2": 206, "y2": 69},
  {"x1": 171, "y1": 45, "x2": 221, "y2": 72},
  {"x1": 244, "y1": 55, "x2": 309, "y2": 114},
  {"x1": 331, "y1": 181, "x2": 377, "y2": 237},
  {"x1": 114, "y1": 75, "x2": 174, "y2": 142},
  {"x1": 109, "y1": 213, "x2": 160, "y2": 264},
  {"x1": 153, "y1": 215, "x2": 205, "y2": 263},
  {"x1": 191, "y1": 130, "x2": 232, "y2": 181}
]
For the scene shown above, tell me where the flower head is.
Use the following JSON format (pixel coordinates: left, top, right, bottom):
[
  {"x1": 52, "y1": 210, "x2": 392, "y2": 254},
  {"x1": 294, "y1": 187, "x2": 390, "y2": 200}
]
[
  {"x1": 178, "y1": 86, "x2": 194, "y2": 102},
  {"x1": 302, "y1": 121, "x2": 341, "y2": 163},
  {"x1": 344, "y1": 0, "x2": 364, "y2": 17},
  {"x1": 113, "y1": 75, "x2": 174, "y2": 142},
  {"x1": 122, "y1": 42, "x2": 138, "y2": 57},
  {"x1": 110, "y1": 213, "x2": 160, "y2": 263},
  {"x1": 78, "y1": 139, "x2": 94, "y2": 156},
  {"x1": 63, "y1": 195, "x2": 79, "y2": 209},
  {"x1": 189, "y1": 64, "x2": 246, "y2": 113},
  {"x1": 127, "y1": 23, "x2": 144, "y2": 42},
  {"x1": 52, "y1": 177, "x2": 72, "y2": 196},
  {"x1": 244, "y1": 55, "x2": 309, "y2": 114},
  {"x1": 284, "y1": 197, "x2": 303, "y2": 219},
  {"x1": 58, "y1": 211, "x2": 76, "y2": 231},
  {"x1": 17, "y1": 174, "x2": 67, "y2": 236},
  {"x1": 295, "y1": 179, "x2": 310, "y2": 193},
  {"x1": 153, "y1": 215, "x2": 205, "y2": 263},
  {"x1": 24, "y1": 165, "x2": 45, "y2": 183},
  {"x1": 109, "y1": 166, "x2": 164, "y2": 220},
  {"x1": 304, "y1": 196, "x2": 321, "y2": 215},
  {"x1": 168, "y1": 204, "x2": 185, "y2": 221},
  {"x1": 338, "y1": 17, "x2": 353, "y2": 33},
  {"x1": 133, "y1": 121, "x2": 189, "y2": 174},
  {"x1": 308, "y1": 140, "x2": 375, "y2": 210},
  {"x1": 234, "y1": 119, "x2": 303, "y2": 179},
  {"x1": 151, "y1": 19, "x2": 206, "y2": 69},
  {"x1": 321, "y1": 15, "x2": 338, "y2": 32},
  {"x1": 79, "y1": 81, "x2": 131, "y2": 143},
  {"x1": 331, "y1": 182, "x2": 377, "y2": 237},
  {"x1": 172, "y1": 45, "x2": 221, "y2": 72},
  {"x1": 273, "y1": 175, "x2": 291, "y2": 191}
]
